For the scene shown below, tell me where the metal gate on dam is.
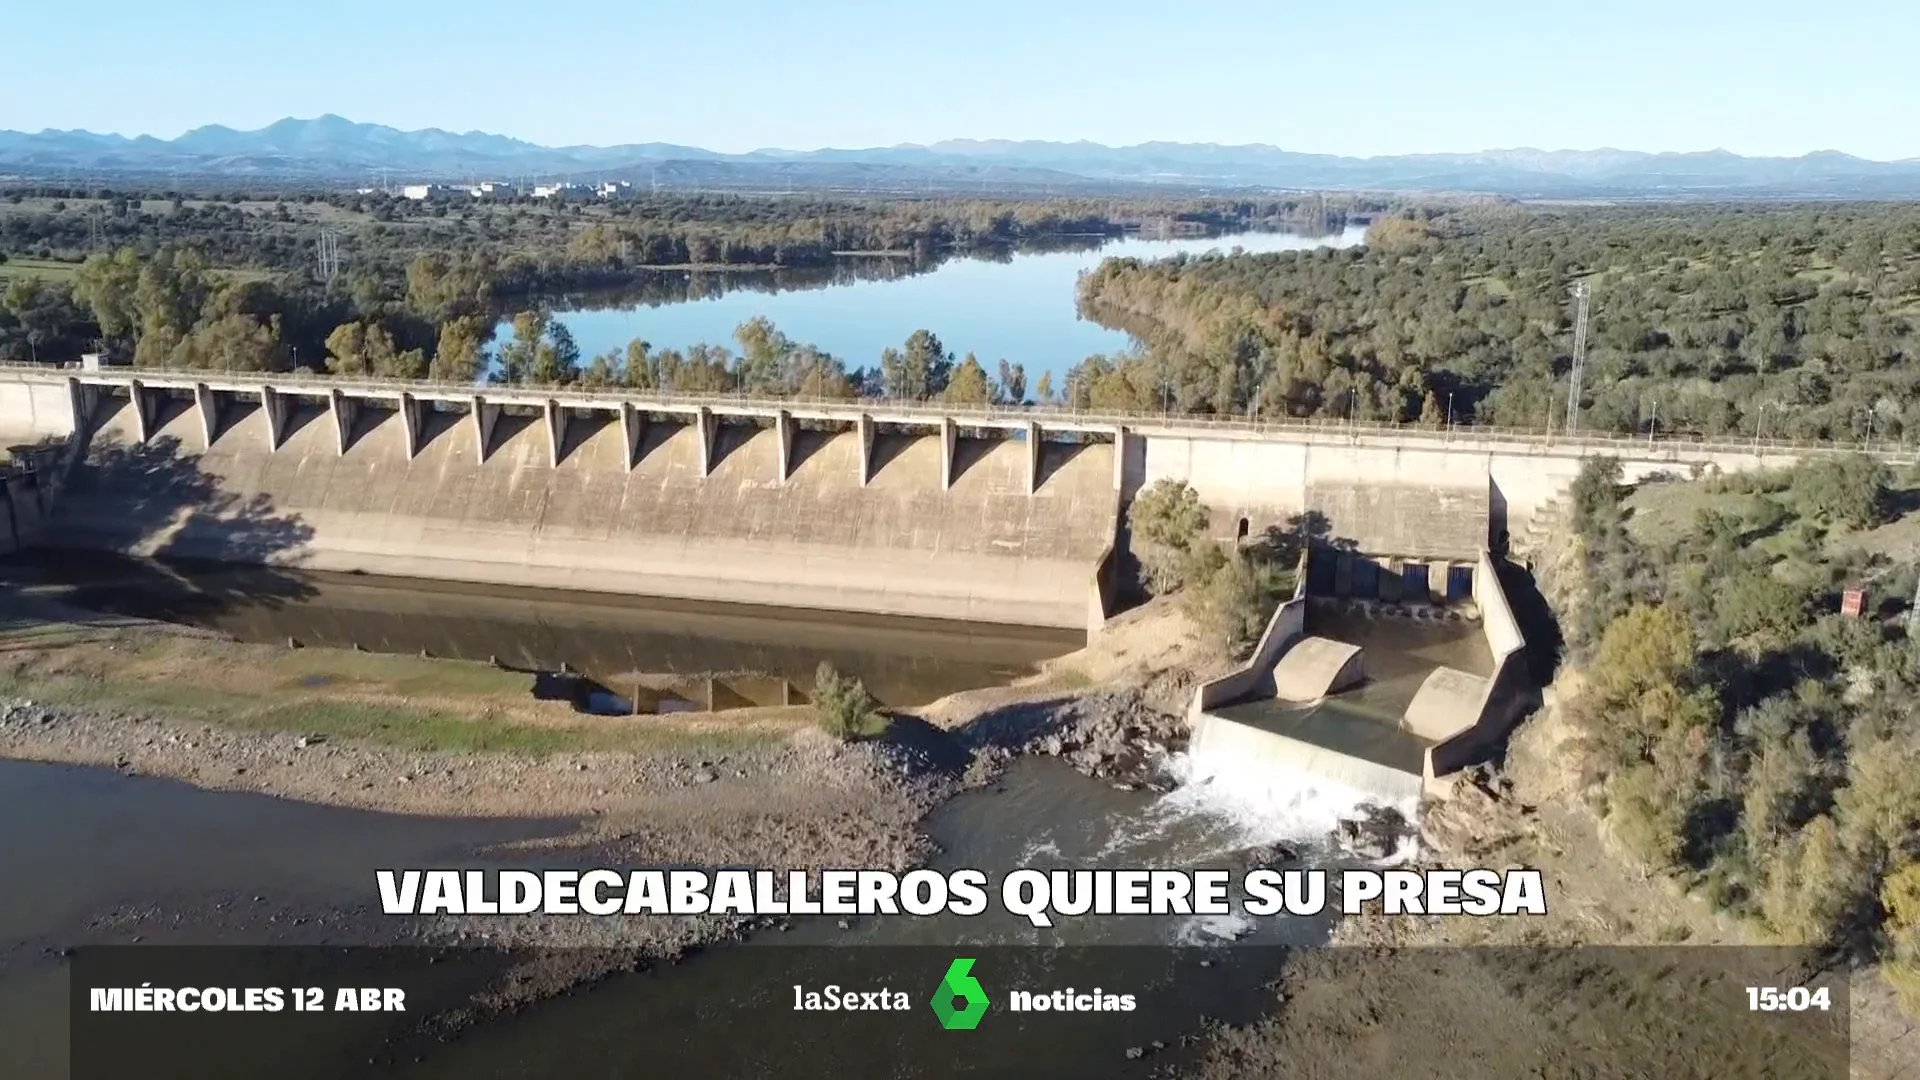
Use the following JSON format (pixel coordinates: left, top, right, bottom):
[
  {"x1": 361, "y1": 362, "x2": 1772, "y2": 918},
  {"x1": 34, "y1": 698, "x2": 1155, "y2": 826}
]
[{"x1": 0, "y1": 365, "x2": 1871, "y2": 643}]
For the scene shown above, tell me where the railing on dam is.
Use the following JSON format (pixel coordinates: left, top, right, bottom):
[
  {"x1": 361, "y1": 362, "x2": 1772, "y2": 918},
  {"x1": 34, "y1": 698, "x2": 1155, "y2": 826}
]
[{"x1": 8, "y1": 360, "x2": 1918, "y2": 466}]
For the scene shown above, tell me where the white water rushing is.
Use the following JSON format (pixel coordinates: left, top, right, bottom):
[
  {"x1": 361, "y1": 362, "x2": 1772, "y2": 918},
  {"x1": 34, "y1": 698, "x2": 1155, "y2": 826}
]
[{"x1": 1094, "y1": 750, "x2": 1420, "y2": 868}]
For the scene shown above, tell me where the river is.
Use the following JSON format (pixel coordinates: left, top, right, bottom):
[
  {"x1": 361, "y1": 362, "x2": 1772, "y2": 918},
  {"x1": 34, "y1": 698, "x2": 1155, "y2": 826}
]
[{"x1": 508, "y1": 225, "x2": 1369, "y2": 383}]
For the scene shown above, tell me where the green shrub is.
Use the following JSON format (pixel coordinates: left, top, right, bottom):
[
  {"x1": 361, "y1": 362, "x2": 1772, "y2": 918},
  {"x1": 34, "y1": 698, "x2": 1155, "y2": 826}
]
[
  {"x1": 1714, "y1": 569, "x2": 1809, "y2": 643},
  {"x1": 1569, "y1": 456, "x2": 1626, "y2": 540},
  {"x1": 1183, "y1": 549, "x2": 1287, "y2": 653},
  {"x1": 812, "y1": 662, "x2": 887, "y2": 741},
  {"x1": 1128, "y1": 479, "x2": 1212, "y2": 594},
  {"x1": 1790, "y1": 454, "x2": 1891, "y2": 528},
  {"x1": 1882, "y1": 862, "x2": 1920, "y2": 1019}
]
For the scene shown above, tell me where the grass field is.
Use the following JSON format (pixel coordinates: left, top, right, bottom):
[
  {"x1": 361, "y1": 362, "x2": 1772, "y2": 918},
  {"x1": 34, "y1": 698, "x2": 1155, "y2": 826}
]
[
  {"x1": 0, "y1": 257, "x2": 81, "y2": 283},
  {"x1": 0, "y1": 622, "x2": 811, "y2": 756}
]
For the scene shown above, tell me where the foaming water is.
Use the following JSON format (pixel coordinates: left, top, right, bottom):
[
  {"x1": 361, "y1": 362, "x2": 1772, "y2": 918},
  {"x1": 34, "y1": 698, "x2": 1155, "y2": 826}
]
[{"x1": 1147, "y1": 750, "x2": 1418, "y2": 853}]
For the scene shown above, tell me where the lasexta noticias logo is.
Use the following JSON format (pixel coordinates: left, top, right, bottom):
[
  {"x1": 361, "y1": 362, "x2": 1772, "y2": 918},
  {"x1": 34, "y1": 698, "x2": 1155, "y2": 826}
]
[{"x1": 931, "y1": 957, "x2": 989, "y2": 1030}]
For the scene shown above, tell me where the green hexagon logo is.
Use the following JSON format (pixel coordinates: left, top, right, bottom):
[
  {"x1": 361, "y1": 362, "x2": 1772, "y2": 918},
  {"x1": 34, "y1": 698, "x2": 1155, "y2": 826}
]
[{"x1": 930, "y1": 957, "x2": 989, "y2": 1030}]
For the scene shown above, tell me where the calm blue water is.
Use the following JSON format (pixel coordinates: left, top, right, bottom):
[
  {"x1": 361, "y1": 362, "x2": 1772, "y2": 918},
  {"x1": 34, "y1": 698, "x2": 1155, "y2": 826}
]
[{"x1": 509, "y1": 226, "x2": 1367, "y2": 384}]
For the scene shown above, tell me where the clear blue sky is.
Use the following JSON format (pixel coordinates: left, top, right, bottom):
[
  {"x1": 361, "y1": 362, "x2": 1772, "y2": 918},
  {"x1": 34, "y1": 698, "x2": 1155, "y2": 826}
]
[{"x1": 6, "y1": 0, "x2": 1912, "y2": 159}]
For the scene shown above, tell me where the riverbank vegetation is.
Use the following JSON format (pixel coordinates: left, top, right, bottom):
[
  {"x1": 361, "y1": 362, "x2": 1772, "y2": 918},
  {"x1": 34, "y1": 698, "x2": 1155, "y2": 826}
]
[
  {"x1": 1549, "y1": 455, "x2": 1920, "y2": 1004},
  {"x1": 1126, "y1": 479, "x2": 1294, "y2": 650},
  {"x1": 812, "y1": 662, "x2": 889, "y2": 742},
  {"x1": 1075, "y1": 201, "x2": 1920, "y2": 440},
  {"x1": 1, "y1": 187, "x2": 1355, "y2": 280}
]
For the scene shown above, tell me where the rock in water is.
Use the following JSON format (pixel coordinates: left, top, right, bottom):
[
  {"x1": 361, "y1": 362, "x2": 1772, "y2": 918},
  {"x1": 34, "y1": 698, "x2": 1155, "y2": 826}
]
[{"x1": 1336, "y1": 804, "x2": 1418, "y2": 860}]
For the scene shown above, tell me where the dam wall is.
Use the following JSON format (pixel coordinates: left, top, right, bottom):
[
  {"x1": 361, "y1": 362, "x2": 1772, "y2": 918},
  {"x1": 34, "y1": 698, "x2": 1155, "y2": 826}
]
[
  {"x1": 6, "y1": 366, "x2": 1898, "y2": 632},
  {"x1": 1129, "y1": 432, "x2": 1817, "y2": 559},
  {"x1": 1424, "y1": 552, "x2": 1536, "y2": 777},
  {"x1": 1185, "y1": 701, "x2": 1426, "y2": 808},
  {"x1": 16, "y1": 376, "x2": 1120, "y2": 631}
]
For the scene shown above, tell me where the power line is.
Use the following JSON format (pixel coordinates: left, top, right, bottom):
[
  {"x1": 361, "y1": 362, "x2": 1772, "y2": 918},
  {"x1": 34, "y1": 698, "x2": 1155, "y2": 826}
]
[
  {"x1": 317, "y1": 229, "x2": 342, "y2": 282},
  {"x1": 1566, "y1": 279, "x2": 1591, "y2": 436}
]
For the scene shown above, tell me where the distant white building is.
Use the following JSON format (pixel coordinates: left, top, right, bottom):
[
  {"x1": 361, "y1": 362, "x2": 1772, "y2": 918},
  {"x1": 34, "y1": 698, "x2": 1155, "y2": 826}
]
[
  {"x1": 596, "y1": 181, "x2": 631, "y2": 199},
  {"x1": 471, "y1": 181, "x2": 515, "y2": 198},
  {"x1": 401, "y1": 184, "x2": 436, "y2": 200}
]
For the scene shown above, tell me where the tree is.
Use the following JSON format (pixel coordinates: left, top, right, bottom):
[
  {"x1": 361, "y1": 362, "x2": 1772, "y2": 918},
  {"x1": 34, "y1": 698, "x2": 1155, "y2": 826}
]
[
  {"x1": 527, "y1": 321, "x2": 581, "y2": 385},
  {"x1": 1185, "y1": 549, "x2": 1285, "y2": 651},
  {"x1": 622, "y1": 338, "x2": 655, "y2": 389},
  {"x1": 1570, "y1": 456, "x2": 1627, "y2": 540},
  {"x1": 812, "y1": 662, "x2": 887, "y2": 741},
  {"x1": 1035, "y1": 370, "x2": 1054, "y2": 403},
  {"x1": 405, "y1": 253, "x2": 491, "y2": 321},
  {"x1": 793, "y1": 345, "x2": 853, "y2": 399},
  {"x1": 497, "y1": 308, "x2": 550, "y2": 384},
  {"x1": 324, "y1": 321, "x2": 369, "y2": 375},
  {"x1": 995, "y1": 359, "x2": 1027, "y2": 405},
  {"x1": 73, "y1": 247, "x2": 142, "y2": 346},
  {"x1": 892, "y1": 329, "x2": 953, "y2": 400},
  {"x1": 734, "y1": 316, "x2": 793, "y2": 394},
  {"x1": 430, "y1": 316, "x2": 489, "y2": 383},
  {"x1": 1882, "y1": 861, "x2": 1920, "y2": 1018},
  {"x1": 1, "y1": 278, "x2": 86, "y2": 362},
  {"x1": 1758, "y1": 815, "x2": 1858, "y2": 946},
  {"x1": 1791, "y1": 454, "x2": 1891, "y2": 528},
  {"x1": 173, "y1": 312, "x2": 283, "y2": 372},
  {"x1": 1127, "y1": 479, "x2": 1214, "y2": 594},
  {"x1": 1714, "y1": 569, "x2": 1809, "y2": 644},
  {"x1": 581, "y1": 350, "x2": 621, "y2": 388},
  {"x1": 1592, "y1": 604, "x2": 1696, "y2": 705},
  {"x1": 946, "y1": 353, "x2": 991, "y2": 405}
]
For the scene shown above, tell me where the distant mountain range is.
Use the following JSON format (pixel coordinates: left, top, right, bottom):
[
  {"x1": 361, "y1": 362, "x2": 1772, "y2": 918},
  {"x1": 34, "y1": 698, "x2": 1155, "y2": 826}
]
[{"x1": 4, "y1": 115, "x2": 1918, "y2": 198}]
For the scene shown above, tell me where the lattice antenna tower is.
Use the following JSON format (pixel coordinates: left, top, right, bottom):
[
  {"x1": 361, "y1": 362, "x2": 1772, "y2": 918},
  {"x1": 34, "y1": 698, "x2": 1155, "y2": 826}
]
[
  {"x1": 1565, "y1": 279, "x2": 1591, "y2": 435},
  {"x1": 317, "y1": 229, "x2": 342, "y2": 283}
]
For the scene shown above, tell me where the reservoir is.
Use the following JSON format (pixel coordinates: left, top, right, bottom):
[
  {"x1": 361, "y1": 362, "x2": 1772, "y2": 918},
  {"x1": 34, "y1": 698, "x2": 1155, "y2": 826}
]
[{"x1": 510, "y1": 225, "x2": 1369, "y2": 384}]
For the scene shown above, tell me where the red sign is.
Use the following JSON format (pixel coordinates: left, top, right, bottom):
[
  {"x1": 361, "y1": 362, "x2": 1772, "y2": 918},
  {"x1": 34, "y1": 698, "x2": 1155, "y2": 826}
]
[{"x1": 1841, "y1": 589, "x2": 1865, "y2": 618}]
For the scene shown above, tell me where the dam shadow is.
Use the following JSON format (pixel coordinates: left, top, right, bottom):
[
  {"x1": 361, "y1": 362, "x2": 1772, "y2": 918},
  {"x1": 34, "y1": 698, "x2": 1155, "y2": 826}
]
[
  {"x1": 482, "y1": 411, "x2": 538, "y2": 462},
  {"x1": 208, "y1": 397, "x2": 261, "y2": 447},
  {"x1": 341, "y1": 403, "x2": 406, "y2": 455},
  {"x1": 631, "y1": 417, "x2": 692, "y2": 471},
  {"x1": 1034, "y1": 438, "x2": 1091, "y2": 492},
  {"x1": 786, "y1": 425, "x2": 838, "y2": 478},
  {"x1": 707, "y1": 420, "x2": 762, "y2": 474},
  {"x1": 416, "y1": 404, "x2": 465, "y2": 457},
  {"x1": 867, "y1": 430, "x2": 918, "y2": 480},
  {"x1": 17, "y1": 434, "x2": 319, "y2": 616},
  {"x1": 555, "y1": 411, "x2": 612, "y2": 466},
  {"x1": 277, "y1": 400, "x2": 327, "y2": 449},
  {"x1": 1494, "y1": 557, "x2": 1562, "y2": 686},
  {"x1": 948, "y1": 435, "x2": 996, "y2": 485}
]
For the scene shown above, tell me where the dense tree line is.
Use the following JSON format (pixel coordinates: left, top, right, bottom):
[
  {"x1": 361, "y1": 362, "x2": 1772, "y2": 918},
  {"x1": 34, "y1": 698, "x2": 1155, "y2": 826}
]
[
  {"x1": 1074, "y1": 202, "x2": 1920, "y2": 442},
  {"x1": 0, "y1": 187, "x2": 1361, "y2": 293},
  {"x1": 1554, "y1": 457, "x2": 1920, "y2": 999}
]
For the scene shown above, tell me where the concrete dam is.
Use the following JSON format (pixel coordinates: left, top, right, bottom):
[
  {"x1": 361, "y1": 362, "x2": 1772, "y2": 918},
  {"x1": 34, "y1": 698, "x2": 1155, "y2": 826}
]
[
  {"x1": 2, "y1": 365, "x2": 1897, "y2": 793},
  {"x1": 4, "y1": 367, "x2": 1841, "y2": 636}
]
